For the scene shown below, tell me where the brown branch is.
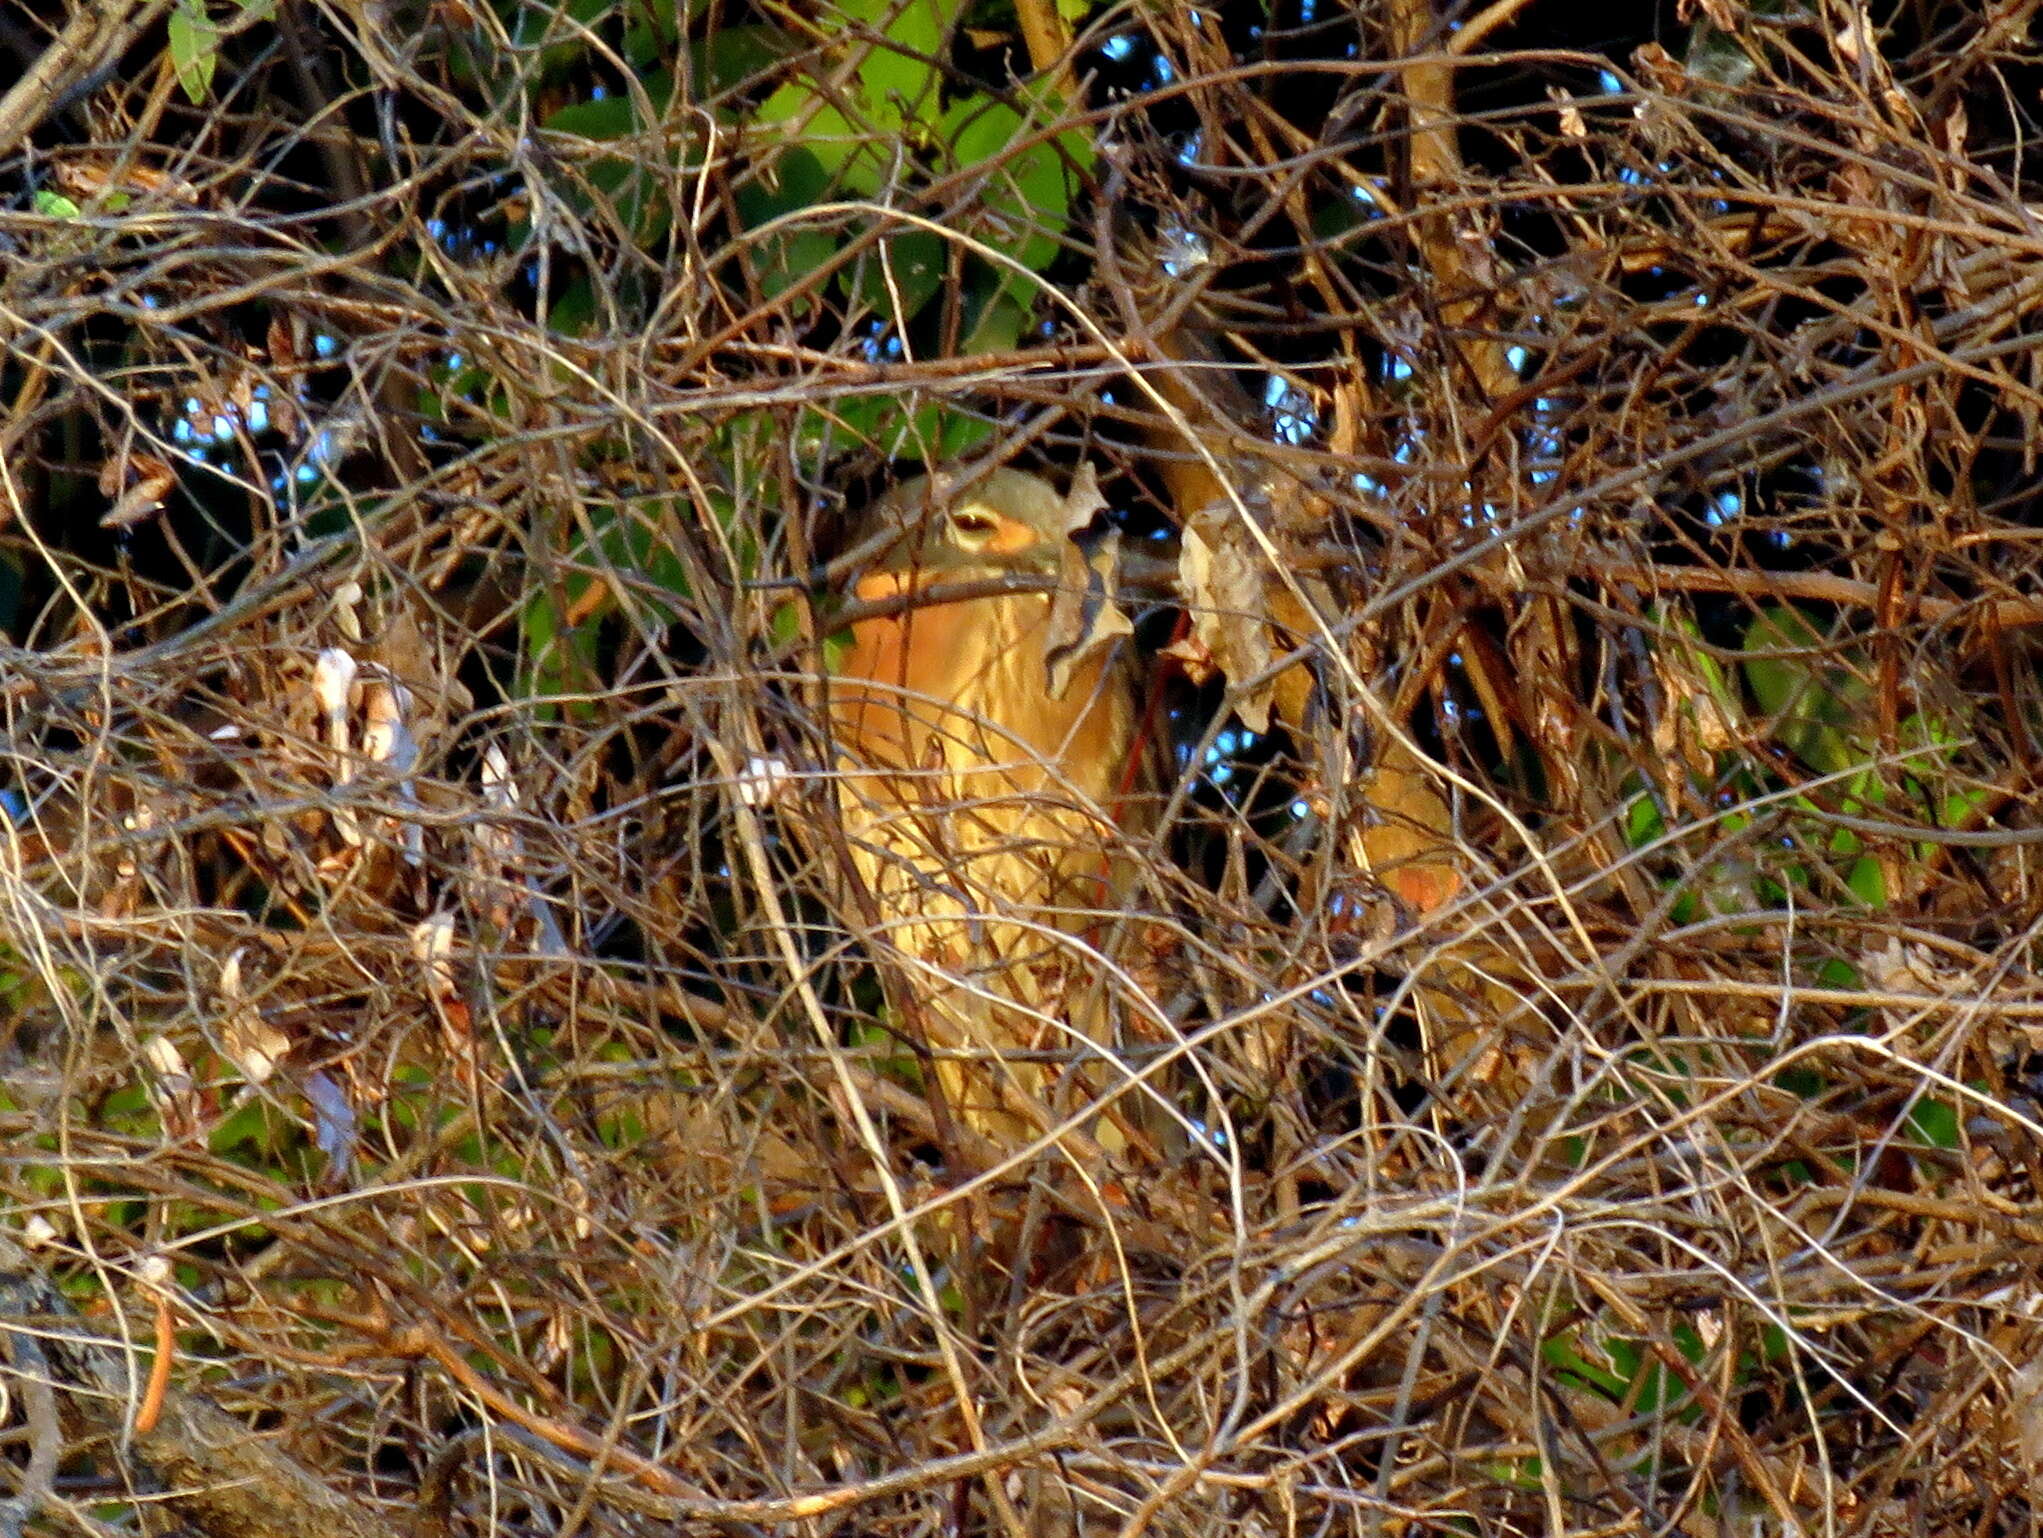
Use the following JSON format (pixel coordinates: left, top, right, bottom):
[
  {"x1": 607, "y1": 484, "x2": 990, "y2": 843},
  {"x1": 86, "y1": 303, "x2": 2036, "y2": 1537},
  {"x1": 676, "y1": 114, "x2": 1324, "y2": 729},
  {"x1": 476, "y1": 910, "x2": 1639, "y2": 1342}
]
[
  {"x1": 0, "y1": 1236, "x2": 402, "y2": 1538},
  {"x1": 0, "y1": 0, "x2": 172, "y2": 162},
  {"x1": 1591, "y1": 558, "x2": 2043, "y2": 630},
  {"x1": 1012, "y1": 0, "x2": 1072, "y2": 83}
]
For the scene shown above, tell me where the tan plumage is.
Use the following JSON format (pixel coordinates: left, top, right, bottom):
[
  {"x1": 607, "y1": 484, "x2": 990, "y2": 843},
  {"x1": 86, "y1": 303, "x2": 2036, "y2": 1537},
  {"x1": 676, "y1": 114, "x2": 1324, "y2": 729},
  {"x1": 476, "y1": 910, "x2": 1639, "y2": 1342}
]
[{"x1": 825, "y1": 466, "x2": 1147, "y2": 1152}]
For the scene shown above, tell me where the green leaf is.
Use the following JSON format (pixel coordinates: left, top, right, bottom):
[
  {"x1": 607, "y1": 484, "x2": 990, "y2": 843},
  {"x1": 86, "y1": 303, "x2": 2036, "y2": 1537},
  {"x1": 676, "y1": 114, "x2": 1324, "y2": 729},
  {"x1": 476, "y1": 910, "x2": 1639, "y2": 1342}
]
[
  {"x1": 1540, "y1": 1332, "x2": 1628, "y2": 1399},
  {"x1": 962, "y1": 288, "x2": 1025, "y2": 355},
  {"x1": 850, "y1": 228, "x2": 945, "y2": 325},
  {"x1": 1741, "y1": 605, "x2": 1826, "y2": 712},
  {"x1": 745, "y1": 142, "x2": 833, "y2": 215},
  {"x1": 544, "y1": 275, "x2": 597, "y2": 338},
  {"x1": 1624, "y1": 788, "x2": 1667, "y2": 849},
  {"x1": 32, "y1": 189, "x2": 80, "y2": 219},
  {"x1": 937, "y1": 408, "x2": 996, "y2": 458},
  {"x1": 521, "y1": 596, "x2": 600, "y2": 721},
  {"x1": 169, "y1": 0, "x2": 219, "y2": 104},
  {"x1": 796, "y1": 392, "x2": 891, "y2": 458},
  {"x1": 1844, "y1": 855, "x2": 1886, "y2": 907},
  {"x1": 892, "y1": 400, "x2": 996, "y2": 464},
  {"x1": 1908, "y1": 1097, "x2": 1961, "y2": 1150},
  {"x1": 622, "y1": 0, "x2": 675, "y2": 66},
  {"x1": 770, "y1": 601, "x2": 803, "y2": 650},
  {"x1": 538, "y1": 73, "x2": 686, "y2": 244},
  {"x1": 756, "y1": 83, "x2": 888, "y2": 193},
  {"x1": 944, "y1": 97, "x2": 1088, "y2": 271},
  {"x1": 874, "y1": 0, "x2": 947, "y2": 57},
  {"x1": 1814, "y1": 956, "x2": 1859, "y2": 989},
  {"x1": 1741, "y1": 605, "x2": 1867, "y2": 775},
  {"x1": 543, "y1": 93, "x2": 638, "y2": 139},
  {"x1": 210, "y1": 1097, "x2": 277, "y2": 1158},
  {"x1": 514, "y1": 0, "x2": 616, "y2": 81},
  {"x1": 753, "y1": 3, "x2": 963, "y2": 194},
  {"x1": 690, "y1": 24, "x2": 789, "y2": 96},
  {"x1": 759, "y1": 228, "x2": 843, "y2": 300},
  {"x1": 737, "y1": 147, "x2": 843, "y2": 299},
  {"x1": 859, "y1": 17, "x2": 941, "y2": 121}
]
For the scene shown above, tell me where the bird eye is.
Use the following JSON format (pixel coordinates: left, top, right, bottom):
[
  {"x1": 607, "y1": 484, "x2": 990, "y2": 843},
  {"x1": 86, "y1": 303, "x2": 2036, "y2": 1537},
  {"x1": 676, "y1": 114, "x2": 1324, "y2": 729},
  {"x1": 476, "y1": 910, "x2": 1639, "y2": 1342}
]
[{"x1": 949, "y1": 508, "x2": 1000, "y2": 548}]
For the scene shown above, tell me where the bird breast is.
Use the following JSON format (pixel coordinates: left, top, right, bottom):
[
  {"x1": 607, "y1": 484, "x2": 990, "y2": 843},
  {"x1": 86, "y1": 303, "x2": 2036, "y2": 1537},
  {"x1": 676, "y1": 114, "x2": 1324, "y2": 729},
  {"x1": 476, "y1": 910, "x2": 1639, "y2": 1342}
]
[
  {"x1": 827, "y1": 587, "x2": 1137, "y2": 933},
  {"x1": 833, "y1": 589, "x2": 1127, "y2": 805}
]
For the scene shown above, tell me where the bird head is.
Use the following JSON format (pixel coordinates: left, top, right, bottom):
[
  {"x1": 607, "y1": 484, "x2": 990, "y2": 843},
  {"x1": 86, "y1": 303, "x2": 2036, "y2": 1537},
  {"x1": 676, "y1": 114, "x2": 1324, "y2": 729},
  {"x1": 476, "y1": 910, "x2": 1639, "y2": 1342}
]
[
  {"x1": 846, "y1": 463, "x2": 1179, "y2": 611},
  {"x1": 850, "y1": 466, "x2": 1075, "y2": 604},
  {"x1": 830, "y1": 463, "x2": 1146, "y2": 748}
]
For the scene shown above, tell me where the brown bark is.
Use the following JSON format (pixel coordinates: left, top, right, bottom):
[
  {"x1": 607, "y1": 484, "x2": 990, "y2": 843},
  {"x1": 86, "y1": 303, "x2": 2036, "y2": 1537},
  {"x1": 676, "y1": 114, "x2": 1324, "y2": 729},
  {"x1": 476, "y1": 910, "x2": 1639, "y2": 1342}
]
[{"x1": 0, "y1": 1236, "x2": 402, "y2": 1538}]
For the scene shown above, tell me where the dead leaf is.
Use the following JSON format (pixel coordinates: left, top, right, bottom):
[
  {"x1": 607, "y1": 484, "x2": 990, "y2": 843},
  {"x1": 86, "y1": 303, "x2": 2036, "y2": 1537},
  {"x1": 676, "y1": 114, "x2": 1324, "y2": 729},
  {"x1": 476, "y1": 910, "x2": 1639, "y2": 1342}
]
[
  {"x1": 1056, "y1": 460, "x2": 1109, "y2": 538},
  {"x1": 218, "y1": 949, "x2": 291, "y2": 1085},
  {"x1": 1043, "y1": 464, "x2": 1135, "y2": 700},
  {"x1": 99, "y1": 452, "x2": 177, "y2": 530},
  {"x1": 141, "y1": 1033, "x2": 198, "y2": 1135},
  {"x1": 53, "y1": 157, "x2": 199, "y2": 205},
  {"x1": 2014, "y1": 1360, "x2": 2043, "y2": 1469},
  {"x1": 1632, "y1": 41, "x2": 1687, "y2": 95},
  {"x1": 1265, "y1": 581, "x2": 1327, "y2": 735},
  {"x1": 1180, "y1": 509, "x2": 1276, "y2": 734},
  {"x1": 1160, "y1": 633, "x2": 1218, "y2": 686}
]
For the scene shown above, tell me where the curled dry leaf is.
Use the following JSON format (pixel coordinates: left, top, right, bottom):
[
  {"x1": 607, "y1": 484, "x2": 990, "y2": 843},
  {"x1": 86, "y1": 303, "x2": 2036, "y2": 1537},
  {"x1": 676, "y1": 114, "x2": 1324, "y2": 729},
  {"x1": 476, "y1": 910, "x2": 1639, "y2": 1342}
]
[
  {"x1": 1631, "y1": 40, "x2": 1689, "y2": 103},
  {"x1": 1259, "y1": 478, "x2": 1333, "y2": 734},
  {"x1": 2015, "y1": 1360, "x2": 2043, "y2": 1469},
  {"x1": 375, "y1": 606, "x2": 475, "y2": 727},
  {"x1": 737, "y1": 754, "x2": 792, "y2": 808},
  {"x1": 312, "y1": 649, "x2": 364, "y2": 848},
  {"x1": 98, "y1": 452, "x2": 177, "y2": 530},
  {"x1": 331, "y1": 580, "x2": 365, "y2": 643},
  {"x1": 100, "y1": 804, "x2": 156, "y2": 919},
  {"x1": 53, "y1": 157, "x2": 200, "y2": 205},
  {"x1": 1043, "y1": 463, "x2": 1135, "y2": 701},
  {"x1": 360, "y1": 675, "x2": 418, "y2": 775},
  {"x1": 410, "y1": 912, "x2": 474, "y2": 1067},
  {"x1": 141, "y1": 1033, "x2": 195, "y2": 1127},
  {"x1": 477, "y1": 745, "x2": 568, "y2": 953},
  {"x1": 1159, "y1": 632, "x2": 1218, "y2": 686},
  {"x1": 261, "y1": 316, "x2": 307, "y2": 441},
  {"x1": 312, "y1": 649, "x2": 357, "y2": 755},
  {"x1": 1179, "y1": 503, "x2": 1277, "y2": 734},
  {"x1": 411, "y1": 912, "x2": 459, "y2": 1009},
  {"x1": 475, "y1": 745, "x2": 520, "y2": 930},
  {"x1": 1863, "y1": 937, "x2": 1944, "y2": 996},
  {"x1": 360, "y1": 667, "x2": 425, "y2": 864},
  {"x1": 218, "y1": 948, "x2": 290, "y2": 1084}
]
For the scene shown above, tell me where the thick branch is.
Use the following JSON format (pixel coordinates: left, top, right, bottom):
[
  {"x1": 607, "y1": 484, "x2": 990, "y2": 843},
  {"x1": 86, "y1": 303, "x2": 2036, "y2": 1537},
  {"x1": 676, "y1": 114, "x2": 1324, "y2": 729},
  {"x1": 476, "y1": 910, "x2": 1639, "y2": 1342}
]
[
  {"x1": 0, "y1": 1, "x2": 172, "y2": 163},
  {"x1": 0, "y1": 1236, "x2": 400, "y2": 1538}
]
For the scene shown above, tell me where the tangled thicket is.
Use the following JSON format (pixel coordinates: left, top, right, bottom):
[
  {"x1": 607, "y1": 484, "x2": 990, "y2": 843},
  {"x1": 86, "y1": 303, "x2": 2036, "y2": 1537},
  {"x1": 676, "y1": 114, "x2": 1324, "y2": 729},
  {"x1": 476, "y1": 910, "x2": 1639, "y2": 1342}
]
[{"x1": 6, "y1": 1, "x2": 2043, "y2": 1534}]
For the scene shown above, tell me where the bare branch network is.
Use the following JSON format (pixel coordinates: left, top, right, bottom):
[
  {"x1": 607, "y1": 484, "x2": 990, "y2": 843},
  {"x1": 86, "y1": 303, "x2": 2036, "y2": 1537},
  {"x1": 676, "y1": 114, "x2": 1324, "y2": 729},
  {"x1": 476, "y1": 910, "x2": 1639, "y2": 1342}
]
[{"x1": 3, "y1": 2, "x2": 2043, "y2": 1535}]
